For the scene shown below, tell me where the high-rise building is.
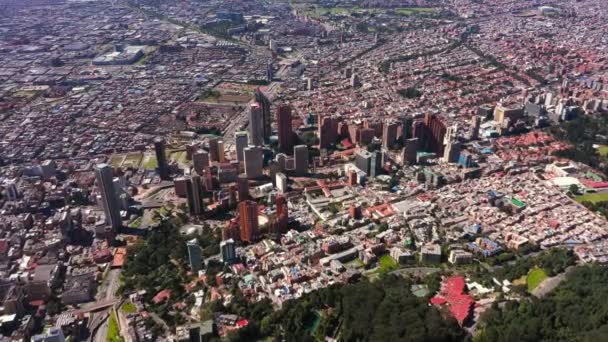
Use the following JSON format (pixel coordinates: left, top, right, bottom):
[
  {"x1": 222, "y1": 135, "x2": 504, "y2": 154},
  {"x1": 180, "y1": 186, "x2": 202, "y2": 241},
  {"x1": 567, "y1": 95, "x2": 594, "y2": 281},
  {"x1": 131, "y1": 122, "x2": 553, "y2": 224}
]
[
  {"x1": 208, "y1": 137, "x2": 219, "y2": 162},
  {"x1": 255, "y1": 88, "x2": 272, "y2": 142},
  {"x1": 186, "y1": 173, "x2": 204, "y2": 215},
  {"x1": 276, "y1": 195, "x2": 288, "y2": 233},
  {"x1": 355, "y1": 150, "x2": 382, "y2": 177},
  {"x1": 276, "y1": 172, "x2": 287, "y2": 193},
  {"x1": 218, "y1": 140, "x2": 225, "y2": 162},
  {"x1": 193, "y1": 149, "x2": 209, "y2": 175},
  {"x1": 382, "y1": 120, "x2": 400, "y2": 150},
  {"x1": 402, "y1": 138, "x2": 419, "y2": 165},
  {"x1": 154, "y1": 137, "x2": 170, "y2": 180},
  {"x1": 248, "y1": 103, "x2": 264, "y2": 146},
  {"x1": 239, "y1": 200, "x2": 259, "y2": 242},
  {"x1": 187, "y1": 239, "x2": 203, "y2": 273},
  {"x1": 235, "y1": 131, "x2": 248, "y2": 162},
  {"x1": 243, "y1": 146, "x2": 263, "y2": 179},
  {"x1": 95, "y1": 164, "x2": 121, "y2": 231},
  {"x1": 443, "y1": 140, "x2": 461, "y2": 163},
  {"x1": 318, "y1": 115, "x2": 336, "y2": 148},
  {"x1": 237, "y1": 174, "x2": 249, "y2": 201},
  {"x1": 471, "y1": 115, "x2": 481, "y2": 140},
  {"x1": 277, "y1": 104, "x2": 293, "y2": 153},
  {"x1": 220, "y1": 239, "x2": 237, "y2": 264},
  {"x1": 40, "y1": 160, "x2": 56, "y2": 180},
  {"x1": 293, "y1": 145, "x2": 308, "y2": 176},
  {"x1": 32, "y1": 327, "x2": 66, "y2": 342},
  {"x1": 424, "y1": 113, "x2": 447, "y2": 155}
]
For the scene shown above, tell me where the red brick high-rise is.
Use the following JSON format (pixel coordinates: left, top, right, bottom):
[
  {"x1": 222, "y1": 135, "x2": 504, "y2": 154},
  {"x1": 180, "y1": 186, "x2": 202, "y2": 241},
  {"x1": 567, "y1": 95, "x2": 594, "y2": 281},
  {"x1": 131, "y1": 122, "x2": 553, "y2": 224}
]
[
  {"x1": 424, "y1": 113, "x2": 447, "y2": 155},
  {"x1": 318, "y1": 115, "x2": 337, "y2": 148},
  {"x1": 239, "y1": 200, "x2": 259, "y2": 242},
  {"x1": 276, "y1": 195, "x2": 288, "y2": 232},
  {"x1": 277, "y1": 104, "x2": 293, "y2": 153}
]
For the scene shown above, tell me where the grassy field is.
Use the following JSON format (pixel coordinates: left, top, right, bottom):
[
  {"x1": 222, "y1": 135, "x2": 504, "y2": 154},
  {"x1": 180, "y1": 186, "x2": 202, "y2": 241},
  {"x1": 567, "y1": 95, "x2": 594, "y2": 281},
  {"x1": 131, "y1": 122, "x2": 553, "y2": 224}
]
[
  {"x1": 107, "y1": 310, "x2": 123, "y2": 342},
  {"x1": 597, "y1": 145, "x2": 608, "y2": 156},
  {"x1": 121, "y1": 301, "x2": 137, "y2": 314},
  {"x1": 142, "y1": 155, "x2": 157, "y2": 170},
  {"x1": 378, "y1": 255, "x2": 399, "y2": 273},
  {"x1": 576, "y1": 192, "x2": 608, "y2": 204},
  {"x1": 127, "y1": 217, "x2": 143, "y2": 229},
  {"x1": 394, "y1": 7, "x2": 437, "y2": 15},
  {"x1": 527, "y1": 268, "x2": 548, "y2": 292}
]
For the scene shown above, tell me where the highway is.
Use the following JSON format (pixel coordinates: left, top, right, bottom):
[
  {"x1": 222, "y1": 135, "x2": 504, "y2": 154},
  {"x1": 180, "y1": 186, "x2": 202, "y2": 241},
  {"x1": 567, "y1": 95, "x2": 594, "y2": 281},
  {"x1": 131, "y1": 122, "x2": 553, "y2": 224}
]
[{"x1": 88, "y1": 268, "x2": 122, "y2": 342}]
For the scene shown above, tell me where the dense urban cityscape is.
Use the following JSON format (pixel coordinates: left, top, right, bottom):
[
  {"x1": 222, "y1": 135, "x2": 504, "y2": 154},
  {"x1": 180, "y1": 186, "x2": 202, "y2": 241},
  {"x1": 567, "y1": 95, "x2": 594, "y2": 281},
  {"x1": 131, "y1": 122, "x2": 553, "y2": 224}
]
[{"x1": 1, "y1": 0, "x2": 608, "y2": 341}]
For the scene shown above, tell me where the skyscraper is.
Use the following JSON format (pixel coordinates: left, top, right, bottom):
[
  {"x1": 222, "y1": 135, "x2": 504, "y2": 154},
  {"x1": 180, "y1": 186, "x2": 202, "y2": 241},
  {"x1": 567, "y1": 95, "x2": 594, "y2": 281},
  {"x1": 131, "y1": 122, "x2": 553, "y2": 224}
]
[
  {"x1": 254, "y1": 88, "x2": 272, "y2": 142},
  {"x1": 276, "y1": 194, "x2": 288, "y2": 233},
  {"x1": 277, "y1": 104, "x2": 293, "y2": 153},
  {"x1": 382, "y1": 120, "x2": 400, "y2": 150},
  {"x1": 235, "y1": 131, "x2": 248, "y2": 162},
  {"x1": 243, "y1": 146, "x2": 263, "y2": 179},
  {"x1": 193, "y1": 149, "x2": 209, "y2": 175},
  {"x1": 402, "y1": 138, "x2": 419, "y2": 165},
  {"x1": 154, "y1": 137, "x2": 169, "y2": 180},
  {"x1": 239, "y1": 200, "x2": 259, "y2": 242},
  {"x1": 293, "y1": 145, "x2": 308, "y2": 176},
  {"x1": 218, "y1": 140, "x2": 225, "y2": 162},
  {"x1": 424, "y1": 113, "x2": 447, "y2": 155},
  {"x1": 470, "y1": 115, "x2": 481, "y2": 140},
  {"x1": 208, "y1": 137, "x2": 219, "y2": 162},
  {"x1": 237, "y1": 174, "x2": 249, "y2": 201},
  {"x1": 443, "y1": 140, "x2": 462, "y2": 163},
  {"x1": 248, "y1": 103, "x2": 264, "y2": 146},
  {"x1": 318, "y1": 115, "x2": 336, "y2": 149},
  {"x1": 186, "y1": 173, "x2": 204, "y2": 215},
  {"x1": 187, "y1": 239, "x2": 203, "y2": 273},
  {"x1": 95, "y1": 164, "x2": 121, "y2": 231},
  {"x1": 220, "y1": 239, "x2": 237, "y2": 264}
]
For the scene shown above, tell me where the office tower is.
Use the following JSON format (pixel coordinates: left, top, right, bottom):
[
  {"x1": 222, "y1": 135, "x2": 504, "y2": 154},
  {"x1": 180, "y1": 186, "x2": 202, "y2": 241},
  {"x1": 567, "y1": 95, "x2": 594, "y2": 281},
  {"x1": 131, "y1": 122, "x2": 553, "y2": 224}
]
[
  {"x1": 218, "y1": 140, "x2": 225, "y2": 162},
  {"x1": 40, "y1": 160, "x2": 56, "y2": 180},
  {"x1": 95, "y1": 164, "x2": 121, "y2": 231},
  {"x1": 186, "y1": 173, "x2": 204, "y2": 215},
  {"x1": 276, "y1": 172, "x2": 287, "y2": 193},
  {"x1": 471, "y1": 115, "x2": 481, "y2": 140},
  {"x1": 220, "y1": 239, "x2": 237, "y2": 264},
  {"x1": 307, "y1": 78, "x2": 313, "y2": 91},
  {"x1": 402, "y1": 138, "x2": 419, "y2": 165},
  {"x1": 444, "y1": 124, "x2": 458, "y2": 145},
  {"x1": 154, "y1": 137, "x2": 170, "y2": 180},
  {"x1": 458, "y1": 150, "x2": 474, "y2": 168},
  {"x1": 277, "y1": 104, "x2": 294, "y2": 153},
  {"x1": 424, "y1": 113, "x2": 447, "y2": 155},
  {"x1": 276, "y1": 153, "x2": 287, "y2": 172},
  {"x1": 347, "y1": 169, "x2": 357, "y2": 186},
  {"x1": 248, "y1": 103, "x2": 264, "y2": 146},
  {"x1": 223, "y1": 219, "x2": 240, "y2": 241},
  {"x1": 243, "y1": 146, "x2": 263, "y2": 179},
  {"x1": 235, "y1": 131, "x2": 248, "y2": 162},
  {"x1": 187, "y1": 239, "x2": 203, "y2": 273},
  {"x1": 4, "y1": 181, "x2": 19, "y2": 201},
  {"x1": 174, "y1": 177, "x2": 188, "y2": 197},
  {"x1": 318, "y1": 115, "x2": 336, "y2": 149},
  {"x1": 355, "y1": 150, "x2": 382, "y2": 177},
  {"x1": 276, "y1": 194, "x2": 288, "y2": 233},
  {"x1": 186, "y1": 142, "x2": 200, "y2": 160},
  {"x1": 443, "y1": 140, "x2": 461, "y2": 163},
  {"x1": 254, "y1": 88, "x2": 272, "y2": 142},
  {"x1": 350, "y1": 73, "x2": 360, "y2": 88},
  {"x1": 237, "y1": 174, "x2": 249, "y2": 201},
  {"x1": 382, "y1": 120, "x2": 399, "y2": 150},
  {"x1": 32, "y1": 327, "x2": 66, "y2": 342},
  {"x1": 208, "y1": 137, "x2": 219, "y2": 162},
  {"x1": 293, "y1": 145, "x2": 308, "y2": 176},
  {"x1": 239, "y1": 200, "x2": 259, "y2": 242},
  {"x1": 493, "y1": 104, "x2": 523, "y2": 126},
  {"x1": 266, "y1": 62, "x2": 273, "y2": 83},
  {"x1": 193, "y1": 149, "x2": 209, "y2": 175}
]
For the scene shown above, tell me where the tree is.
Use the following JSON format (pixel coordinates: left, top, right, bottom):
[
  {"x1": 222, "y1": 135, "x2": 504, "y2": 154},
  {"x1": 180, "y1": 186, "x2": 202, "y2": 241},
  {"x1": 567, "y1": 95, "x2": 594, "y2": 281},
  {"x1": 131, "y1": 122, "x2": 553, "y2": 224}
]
[{"x1": 569, "y1": 184, "x2": 580, "y2": 195}]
